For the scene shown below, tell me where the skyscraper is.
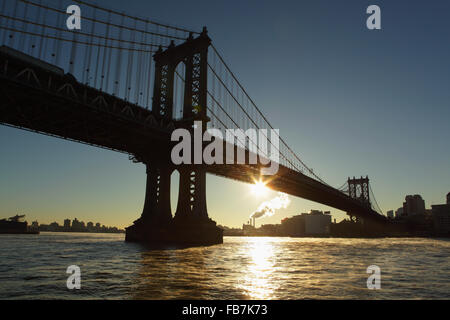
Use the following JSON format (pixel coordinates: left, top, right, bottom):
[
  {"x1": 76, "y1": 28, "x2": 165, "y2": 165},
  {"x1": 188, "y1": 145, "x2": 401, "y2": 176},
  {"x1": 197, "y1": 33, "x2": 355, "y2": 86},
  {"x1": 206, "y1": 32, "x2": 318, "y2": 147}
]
[
  {"x1": 403, "y1": 195, "x2": 426, "y2": 216},
  {"x1": 63, "y1": 219, "x2": 71, "y2": 230}
]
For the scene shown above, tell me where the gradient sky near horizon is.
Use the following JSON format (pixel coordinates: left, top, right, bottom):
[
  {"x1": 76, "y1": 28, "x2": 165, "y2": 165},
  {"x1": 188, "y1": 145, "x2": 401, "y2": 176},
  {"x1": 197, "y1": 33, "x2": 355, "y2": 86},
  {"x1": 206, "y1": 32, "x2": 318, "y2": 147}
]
[{"x1": 0, "y1": 0, "x2": 449, "y2": 228}]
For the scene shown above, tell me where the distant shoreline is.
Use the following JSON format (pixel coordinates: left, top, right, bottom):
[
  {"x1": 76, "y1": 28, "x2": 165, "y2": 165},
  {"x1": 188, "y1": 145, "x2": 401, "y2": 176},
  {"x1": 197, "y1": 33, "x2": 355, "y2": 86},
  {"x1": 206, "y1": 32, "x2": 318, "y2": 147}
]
[
  {"x1": 223, "y1": 234, "x2": 450, "y2": 239},
  {"x1": 38, "y1": 230, "x2": 125, "y2": 234}
]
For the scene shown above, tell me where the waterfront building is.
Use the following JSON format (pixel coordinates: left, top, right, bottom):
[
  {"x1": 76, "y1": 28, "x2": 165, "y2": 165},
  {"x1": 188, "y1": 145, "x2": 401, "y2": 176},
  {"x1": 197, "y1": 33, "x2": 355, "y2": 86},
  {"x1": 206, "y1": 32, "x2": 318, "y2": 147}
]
[
  {"x1": 281, "y1": 210, "x2": 331, "y2": 236},
  {"x1": 386, "y1": 210, "x2": 394, "y2": 219},
  {"x1": 403, "y1": 195, "x2": 425, "y2": 216},
  {"x1": 63, "y1": 219, "x2": 71, "y2": 230},
  {"x1": 72, "y1": 218, "x2": 81, "y2": 231},
  {"x1": 281, "y1": 215, "x2": 305, "y2": 236},
  {"x1": 49, "y1": 222, "x2": 60, "y2": 231},
  {"x1": 395, "y1": 207, "x2": 404, "y2": 218},
  {"x1": 305, "y1": 210, "x2": 331, "y2": 235},
  {"x1": 432, "y1": 193, "x2": 450, "y2": 235}
]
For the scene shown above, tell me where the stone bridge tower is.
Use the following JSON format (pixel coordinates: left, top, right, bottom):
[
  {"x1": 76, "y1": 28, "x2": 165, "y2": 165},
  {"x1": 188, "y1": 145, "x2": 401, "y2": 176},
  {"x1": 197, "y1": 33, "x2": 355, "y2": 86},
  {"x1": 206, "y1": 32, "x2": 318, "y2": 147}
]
[
  {"x1": 125, "y1": 28, "x2": 222, "y2": 246},
  {"x1": 347, "y1": 176, "x2": 371, "y2": 222}
]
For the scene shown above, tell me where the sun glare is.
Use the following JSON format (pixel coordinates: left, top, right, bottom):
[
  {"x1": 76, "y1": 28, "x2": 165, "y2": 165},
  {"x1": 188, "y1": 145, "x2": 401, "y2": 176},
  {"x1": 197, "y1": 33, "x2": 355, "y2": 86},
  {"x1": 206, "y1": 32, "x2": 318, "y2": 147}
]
[{"x1": 250, "y1": 180, "x2": 269, "y2": 196}]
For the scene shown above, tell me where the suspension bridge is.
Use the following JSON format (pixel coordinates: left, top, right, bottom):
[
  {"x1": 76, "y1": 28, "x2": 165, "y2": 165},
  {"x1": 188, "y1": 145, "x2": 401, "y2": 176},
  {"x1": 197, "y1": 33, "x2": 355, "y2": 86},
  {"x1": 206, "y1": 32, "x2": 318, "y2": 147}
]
[{"x1": 0, "y1": 0, "x2": 387, "y2": 245}]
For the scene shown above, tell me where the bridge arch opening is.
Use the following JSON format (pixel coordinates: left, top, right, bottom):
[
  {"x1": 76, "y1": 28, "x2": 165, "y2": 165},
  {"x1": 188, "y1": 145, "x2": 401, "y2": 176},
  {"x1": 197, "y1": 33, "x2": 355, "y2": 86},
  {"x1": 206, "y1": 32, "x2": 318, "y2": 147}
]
[
  {"x1": 170, "y1": 169, "x2": 180, "y2": 217},
  {"x1": 173, "y1": 61, "x2": 186, "y2": 120}
]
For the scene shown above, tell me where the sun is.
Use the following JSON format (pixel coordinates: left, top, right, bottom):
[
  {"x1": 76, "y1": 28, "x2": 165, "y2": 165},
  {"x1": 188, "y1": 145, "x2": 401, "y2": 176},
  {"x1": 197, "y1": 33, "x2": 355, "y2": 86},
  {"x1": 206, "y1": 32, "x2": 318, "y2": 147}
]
[{"x1": 250, "y1": 180, "x2": 269, "y2": 196}]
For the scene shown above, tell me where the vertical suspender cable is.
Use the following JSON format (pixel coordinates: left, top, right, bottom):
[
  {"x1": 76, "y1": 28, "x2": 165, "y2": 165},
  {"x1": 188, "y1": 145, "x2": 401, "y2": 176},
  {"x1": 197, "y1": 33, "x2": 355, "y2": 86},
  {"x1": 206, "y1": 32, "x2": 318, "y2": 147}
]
[
  {"x1": 38, "y1": 0, "x2": 47, "y2": 59},
  {"x1": 0, "y1": 0, "x2": 7, "y2": 45},
  {"x1": 84, "y1": 8, "x2": 96, "y2": 85},
  {"x1": 100, "y1": 10, "x2": 111, "y2": 91},
  {"x1": 93, "y1": 9, "x2": 102, "y2": 89},
  {"x1": 125, "y1": 19, "x2": 137, "y2": 101},
  {"x1": 139, "y1": 21, "x2": 150, "y2": 106},
  {"x1": 55, "y1": 0, "x2": 63, "y2": 67},
  {"x1": 114, "y1": 13, "x2": 124, "y2": 96},
  {"x1": 104, "y1": 12, "x2": 113, "y2": 94},
  {"x1": 30, "y1": 0, "x2": 42, "y2": 55},
  {"x1": 146, "y1": 21, "x2": 154, "y2": 109},
  {"x1": 69, "y1": 29, "x2": 77, "y2": 75},
  {"x1": 18, "y1": 0, "x2": 28, "y2": 51},
  {"x1": 135, "y1": 24, "x2": 144, "y2": 104},
  {"x1": 8, "y1": 0, "x2": 18, "y2": 47}
]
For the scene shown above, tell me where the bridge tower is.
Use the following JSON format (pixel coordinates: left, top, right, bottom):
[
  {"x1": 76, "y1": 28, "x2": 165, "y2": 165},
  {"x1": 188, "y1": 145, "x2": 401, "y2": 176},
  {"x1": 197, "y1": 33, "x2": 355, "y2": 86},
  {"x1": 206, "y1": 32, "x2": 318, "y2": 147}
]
[
  {"x1": 126, "y1": 28, "x2": 222, "y2": 246},
  {"x1": 347, "y1": 176, "x2": 371, "y2": 221}
]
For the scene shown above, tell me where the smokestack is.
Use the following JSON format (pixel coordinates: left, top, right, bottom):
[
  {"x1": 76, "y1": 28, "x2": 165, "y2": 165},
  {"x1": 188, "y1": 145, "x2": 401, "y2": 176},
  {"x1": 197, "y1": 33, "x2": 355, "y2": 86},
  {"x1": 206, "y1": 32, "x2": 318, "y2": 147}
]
[{"x1": 249, "y1": 193, "x2": 290, "y2": 221}]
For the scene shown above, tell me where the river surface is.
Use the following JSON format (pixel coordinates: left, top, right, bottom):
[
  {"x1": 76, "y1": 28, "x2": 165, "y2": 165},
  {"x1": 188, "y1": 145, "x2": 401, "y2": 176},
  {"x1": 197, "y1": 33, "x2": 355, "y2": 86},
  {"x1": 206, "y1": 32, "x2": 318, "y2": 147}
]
[{"x1": 0, "y1": 232, "x2": 449, "y2": 299}]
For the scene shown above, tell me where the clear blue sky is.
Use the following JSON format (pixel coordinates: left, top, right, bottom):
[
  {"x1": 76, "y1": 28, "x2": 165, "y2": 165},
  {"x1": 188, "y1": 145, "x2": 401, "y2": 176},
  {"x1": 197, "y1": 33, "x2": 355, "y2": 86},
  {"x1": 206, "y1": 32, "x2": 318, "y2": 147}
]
[{"x1": 0, "y1": 0, "x2": 449, "y2": 228}]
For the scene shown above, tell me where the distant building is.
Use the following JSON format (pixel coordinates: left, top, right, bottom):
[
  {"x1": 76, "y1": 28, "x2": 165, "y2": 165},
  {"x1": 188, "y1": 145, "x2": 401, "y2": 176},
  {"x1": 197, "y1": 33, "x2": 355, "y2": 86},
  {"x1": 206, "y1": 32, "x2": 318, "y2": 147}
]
[
  {"x1": 281, "y1": 210, "x2": 331, "y2": 236},
  {"x1": 386, "y1": 210, "x2": 394, "y2": 219},
  {"x1": 63, "y1": 219, "x2": 71, "y2": 230},
  {"x1": 304, "y1": 210, "x2": 331, "y2": 235},
  {"x1": 432, "y1": 194, "x2": 450, "y2": 235},
  {"x1": 403, "y1": 195, "x2": 425, "y2": 216},
  {"x1": 72, "y1": 218, "x2": 80, "y2": 231},
  {"x1": 258, "y1": 224, "x2": 280, "y2": 236},
  {"x1": 395, "y1": 207, "x2": 403, "y2": 218},
  {"x1": 49, "y1": 222, "x2": 60, "y2": 231},
  {"x1": 220, "y1": 225, "x2": 243, "y2": 236},
  {"x1": 242, "y1": 223, "x2": 255, "y2": 235},
  {"x1": 281, "y1": 215, "x2": 305, "y2": 236},
  {"x1": 36, "y1": 218, "x2": 123, "y2": 233},
  {"x1": 447, "y1": 192, "x2": 450, "y2": 205}
]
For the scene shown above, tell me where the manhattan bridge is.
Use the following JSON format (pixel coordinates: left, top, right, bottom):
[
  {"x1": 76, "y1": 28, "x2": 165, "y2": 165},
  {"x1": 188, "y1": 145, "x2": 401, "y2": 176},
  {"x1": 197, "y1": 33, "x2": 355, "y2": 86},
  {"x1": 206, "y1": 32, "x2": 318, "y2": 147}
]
[{"x1": 0, "y1": 0, "x2": 387, "y2": 245}]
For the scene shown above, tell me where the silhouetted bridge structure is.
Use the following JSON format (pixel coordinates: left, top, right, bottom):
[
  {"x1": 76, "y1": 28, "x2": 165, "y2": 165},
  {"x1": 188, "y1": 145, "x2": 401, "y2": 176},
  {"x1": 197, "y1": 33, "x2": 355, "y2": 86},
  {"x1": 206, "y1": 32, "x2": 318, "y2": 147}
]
[{"x1": 0, "y1": 0, "x2": 387, "y2": 245}]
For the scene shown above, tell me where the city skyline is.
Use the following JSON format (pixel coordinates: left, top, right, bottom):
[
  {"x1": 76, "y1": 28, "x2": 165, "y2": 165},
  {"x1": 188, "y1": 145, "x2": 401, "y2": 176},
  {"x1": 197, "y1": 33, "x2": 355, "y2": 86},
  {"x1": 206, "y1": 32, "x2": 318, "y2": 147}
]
[
  {"x1": 4, "y1": 191, "x2": 449, "y2": 229},
  {"x1": 33, "y1": 217, "x2": 125, "y2": 233},
  {"x1": 1, "y1": 0, "x2": 449, "y2": 229}
]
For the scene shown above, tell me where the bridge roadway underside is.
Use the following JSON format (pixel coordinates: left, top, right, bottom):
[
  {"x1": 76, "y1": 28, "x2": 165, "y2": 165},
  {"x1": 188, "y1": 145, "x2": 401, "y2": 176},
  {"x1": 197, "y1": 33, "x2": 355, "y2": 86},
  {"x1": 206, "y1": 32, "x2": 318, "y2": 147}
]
[
  {"x1": 0, "y1": 54, "x2": 386, "y2": 224},
  {"x1": 0, "y1": 75, "x2": 170, "y2": 157}
]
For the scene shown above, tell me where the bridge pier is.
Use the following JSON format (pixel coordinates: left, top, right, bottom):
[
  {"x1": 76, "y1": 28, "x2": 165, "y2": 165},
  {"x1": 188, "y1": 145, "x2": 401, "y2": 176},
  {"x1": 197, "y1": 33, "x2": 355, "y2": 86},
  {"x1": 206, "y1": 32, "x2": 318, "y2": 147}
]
[
  {"x1": 171, "y1": 166, "x2": 221, "y2": 245},
  {"x1": 174, "y1": 168, "x2": 209, "y2": 220},
  {"x1": 141, "y1": 163, "x2": 172, "y2": 224},
  {"x1": 174, "y1": 168, "x2": 193, "y2": 219},
  {"x1": 126, "y1": 163, "x2": 222, "y2": 247}
]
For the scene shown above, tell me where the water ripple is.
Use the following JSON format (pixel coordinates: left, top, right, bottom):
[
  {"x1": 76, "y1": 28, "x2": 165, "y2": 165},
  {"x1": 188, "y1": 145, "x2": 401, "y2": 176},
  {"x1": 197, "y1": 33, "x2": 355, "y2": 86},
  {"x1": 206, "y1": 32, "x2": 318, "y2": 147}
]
[{"x1": 0, "y1": 233, "x2": 449, "y2": 299}]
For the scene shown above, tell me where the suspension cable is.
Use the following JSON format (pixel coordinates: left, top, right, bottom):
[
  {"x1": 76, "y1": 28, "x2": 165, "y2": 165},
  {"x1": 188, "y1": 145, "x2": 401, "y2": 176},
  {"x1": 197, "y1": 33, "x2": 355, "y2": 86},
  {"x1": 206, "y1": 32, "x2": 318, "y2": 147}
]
[
  {"x1": 71, "y1": 0, "x2": 199, "y2": 34},
  {"x1": 369, "y1": 184, "x2": 383, "y2": 214},
  {"x1": 0, "y1": 25, "x2": 156, "y2": 52},
  {"x1": 18, "y1": 0, "x2": 187, "y2": 40},
  {"x1": 174, "y1": 69, "x2": 259, "y2": 157},
  {"x1": 208, "y1": 62, "x2": 318, "y2": 176},
  {"x1": 0, "y1": 14, "x2": 166, "y2": 48},
  {"x1": 209, "y1": 46, "x2": 328, "y2": 184},
  {"x1": 174, "y1": 69, "x2": 290, "y2": 169}
]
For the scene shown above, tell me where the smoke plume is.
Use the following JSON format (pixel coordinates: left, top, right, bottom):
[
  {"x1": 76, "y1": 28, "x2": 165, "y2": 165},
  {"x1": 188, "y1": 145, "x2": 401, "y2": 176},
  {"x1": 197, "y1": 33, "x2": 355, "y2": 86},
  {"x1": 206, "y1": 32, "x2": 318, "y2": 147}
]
[{"x1": 250, "y1": 192, "x2": 290, "y2": 219}]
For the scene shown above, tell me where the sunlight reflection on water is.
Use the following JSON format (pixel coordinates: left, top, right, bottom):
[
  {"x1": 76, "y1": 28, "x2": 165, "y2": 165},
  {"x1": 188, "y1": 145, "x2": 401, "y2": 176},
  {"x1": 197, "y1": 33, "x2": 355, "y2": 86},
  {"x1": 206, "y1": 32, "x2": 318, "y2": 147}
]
[
  {"x1": 0, "y1": 233, "x2": 449, "y2": 299},
  {"x1": 237, "y1": 238, "x2": 276, "y2": 299}
]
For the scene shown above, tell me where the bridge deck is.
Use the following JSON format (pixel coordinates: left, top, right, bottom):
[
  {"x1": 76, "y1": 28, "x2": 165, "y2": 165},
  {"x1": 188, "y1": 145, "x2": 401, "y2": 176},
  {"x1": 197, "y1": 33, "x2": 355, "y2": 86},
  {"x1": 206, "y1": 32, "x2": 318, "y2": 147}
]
[{"x1": 0, "y1": 51, "x2": 387, "y2": 223}]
